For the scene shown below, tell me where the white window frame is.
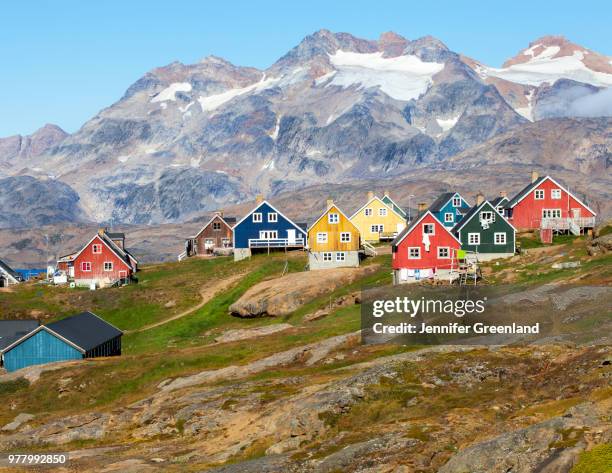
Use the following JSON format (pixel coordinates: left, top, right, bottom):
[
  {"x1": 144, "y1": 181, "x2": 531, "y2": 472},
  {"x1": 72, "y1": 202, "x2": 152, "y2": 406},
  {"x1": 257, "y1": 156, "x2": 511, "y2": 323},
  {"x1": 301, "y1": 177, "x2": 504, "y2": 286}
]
[
  {"x1": 444, "y1": 213, "x2": 454, "y2": 223},
  {"x1": 452, "y1": 196, "x2": 461, "y2": 207},
  {"x1": 103, "y1": 261, "x2": 113, "y2": 272},
  {"x1": 259, "y1": 230, "x2": 278, "y2": 239},
  {"x1": 379, "y1": 208, "x2": 387, "y2": 217},
  {"x1": 81, "y1": 261, "x2": 92, "y2": 272},
  {"x1": 408, "y1": 247, "x2": 421, "y2": 259},
  {"x1": 468, "y1": 233, "x2": 480, "y2": 245},
  {"x1": 542, "y1": 209, "x2": 562, "y2": 219},
  {"x1": 423, "y1": 223, "x2": 435, "y2": 235},
  {"x1": 323, "y1": 252, "x2": 332, "y2": 261},
  {"x1": 534, "y1": 189, "x2": 545, "y2": 200},
  {"x1": 212, "y1": 221, "x2": 221, "y2": 231},
  {"x1": 371, "y1": 224, "x2": 383, "y2": 234},
  {"x1": 364, "y1": 208, "x2": 373, "y2": 217},
  {"x1": 340, "y1": 232, "x2": 351, "y2": 243},
  {"x1": 252, "y1": 212, "x2": 262, "y2": 223},
  {"x1": 317, "y1": 232, "x2": 328, "y2": 243},
  {"x1": 551, "y1": 189, "x2": 562, "y2": 200},
  {"x1": 437, "y1": 247, "x2": 450, "y2": 259},
  {"x1": 328, "y1": 213, "x2": 339, "y2": 224},
  {"x1": 336, "y1": 252, "x2": 346, "y2": 262},
  {"x1": 92, "y1": 244, "x2": 102, "y2": 254},
  {"x1": 494, "y1": 232, "x2": 507, "y2": 245},
  {"x1": 480, "y1": 211, "x2": 495, "y2": 222},
  {"x1": 268, "y1": 212, "x2": 278, "y2": 222}
]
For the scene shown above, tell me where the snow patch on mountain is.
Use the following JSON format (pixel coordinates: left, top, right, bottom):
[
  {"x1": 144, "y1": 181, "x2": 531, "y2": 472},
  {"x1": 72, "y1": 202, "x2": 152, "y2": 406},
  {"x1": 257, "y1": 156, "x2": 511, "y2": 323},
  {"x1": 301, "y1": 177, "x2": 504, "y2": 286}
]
[
  {"x1": 436, "y1": 114, "x2": 461, "y2": 132},
  {"x1": 327, "y1": 51, "x2": 444, "y2": 101},
  {"x1": 515, "y1": 90, "x2": 535, "y2": 121},
  {"x1": 151, "y1": 82, "x2": 192, "y2": 102},
  {"x1": 484, "y1": 51, "x2": 612, "y2": 87}
]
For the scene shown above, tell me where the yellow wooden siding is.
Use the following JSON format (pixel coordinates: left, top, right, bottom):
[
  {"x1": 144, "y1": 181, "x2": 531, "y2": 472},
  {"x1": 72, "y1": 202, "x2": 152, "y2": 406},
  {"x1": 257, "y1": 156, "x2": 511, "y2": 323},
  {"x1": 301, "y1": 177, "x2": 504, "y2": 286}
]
[
  {"x1": 350, "y1": 197, "x2": 406, "y2": 242},
  {"x1": 308, "y1": 205, "x2": 360, "y2": 252}
]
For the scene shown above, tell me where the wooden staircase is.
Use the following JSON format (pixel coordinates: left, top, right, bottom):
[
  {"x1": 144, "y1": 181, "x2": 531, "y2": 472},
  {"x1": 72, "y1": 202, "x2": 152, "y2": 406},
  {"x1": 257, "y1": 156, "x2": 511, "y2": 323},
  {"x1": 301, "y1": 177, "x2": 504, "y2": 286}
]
[{"x1": 362, "y1": 241, "x2": 377, "y2": 257}]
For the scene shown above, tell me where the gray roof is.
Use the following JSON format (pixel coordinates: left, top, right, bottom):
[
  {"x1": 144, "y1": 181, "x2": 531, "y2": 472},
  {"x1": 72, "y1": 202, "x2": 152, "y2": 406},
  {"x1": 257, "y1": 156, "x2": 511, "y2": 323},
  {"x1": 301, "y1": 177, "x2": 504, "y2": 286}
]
[
  {"x1": 0, "y1": 320, "x2": 39, "y2": 350},
  {"x1": 490, "y1": 196, "x2": 509, "y2": 208},
  {"x1": 505, "y1": 176, "x2": 546, "y2": 208},
  {"x1": 46, "y1": 311, "x2": 122, "y2": 351},
  {"x1": 0, "y1": 259, "x2": 21, "y2": 282},
  {"x1": 428, "y1": 193, "x2": 455, "y2": 212}
]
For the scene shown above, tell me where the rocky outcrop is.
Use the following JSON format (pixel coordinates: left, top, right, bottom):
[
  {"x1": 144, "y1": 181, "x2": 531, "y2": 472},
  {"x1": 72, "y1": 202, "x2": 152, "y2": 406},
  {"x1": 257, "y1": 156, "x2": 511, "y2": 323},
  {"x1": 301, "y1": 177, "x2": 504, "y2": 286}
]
[{"x1": 587, "y1": 233, "x2": 612, "y2": 255}]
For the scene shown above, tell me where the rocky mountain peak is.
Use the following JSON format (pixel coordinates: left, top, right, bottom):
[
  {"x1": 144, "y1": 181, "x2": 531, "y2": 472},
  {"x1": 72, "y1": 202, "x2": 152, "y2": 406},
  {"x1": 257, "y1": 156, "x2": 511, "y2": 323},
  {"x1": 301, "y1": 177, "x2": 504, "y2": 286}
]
[{"x1": 377, "y1": 31, "x2": 409, "y2": 57}]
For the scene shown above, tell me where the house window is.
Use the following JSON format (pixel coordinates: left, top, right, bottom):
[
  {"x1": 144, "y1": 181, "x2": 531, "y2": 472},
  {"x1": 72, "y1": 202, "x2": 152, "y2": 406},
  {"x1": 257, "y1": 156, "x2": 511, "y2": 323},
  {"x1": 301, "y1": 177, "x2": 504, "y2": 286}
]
[
  {"x1": 221, "y1": 238, "x2": 231, "y2": 247},
  {"x1": 468, "y1": 233, "x2": 480, "y2": 245},
  {"x1": 212, "y1": 222, "x2": 221, "y2": 230},
  {"x1": 336, "y1": 252, "x2": 346, "y2": 262},
  {"x1": 81, "y1": 262, "x2": 92, "y2": 272},
  {"x1": 259, "y1": 230, "x2": 278, "y2": 239},
  {"x1": 104, "y1": 262, "x2": 113, "y2": 271},
  {"x1": 92, "y1": 244, "x2": 102, "y2": 254},
  {"x1": 364, "y1": 208, "x2": 373, "y2": 216},
  {"x1": 317, "y1": 232, "x2": 328, "y2": 243},
  {"x1": 252, "y1": 212, "x2": 262, "y2": 223},
  {"x1": 452, "y1": 196, "x2": 461, "y2": 207},
  {"x1": 408, "y1": 247, "x2": 421, "y2": 259},
  {"x1": 323, "y1": 252, "x2": 332, "y2": 261},
  {"x1": 340, "y1": 232, "x2": 351, "y2": 243},
  {"x1": 328, "y1": 213, "x2": 339, "y2": 224},
  {"x1": 542, "y1": 209, "x2": 562, "y2": 219},
  {"x1": 268, "y1": 212, "x2": 278, "y2": 222},
  {"x1": 551, "y1": 189, "x2": 562, "y2": 199},
  {"x1": 480, "y1": 211, "x2": 495, "y2": 222},
  {"x1": 423, "y1": 223, "x2": 435, "y2": 235},
  {"x1": 534, "y1": 189, "x2": 544, "y2": 200},
  {"x1": 438, "y1": 247, "x2": 450, "y2": 259},
  {"x1": 444, "y1": 213, "x2": 454, "y2": 223},
  {"x1": 379, "y1": 208, "x2": 387, "y2": 216},
  {"x1": 494, "y1": 232, "x2": 506, "y2": 245},
  {"x1": 371, "y1": 224, "x2": 384, "y2": 233}
]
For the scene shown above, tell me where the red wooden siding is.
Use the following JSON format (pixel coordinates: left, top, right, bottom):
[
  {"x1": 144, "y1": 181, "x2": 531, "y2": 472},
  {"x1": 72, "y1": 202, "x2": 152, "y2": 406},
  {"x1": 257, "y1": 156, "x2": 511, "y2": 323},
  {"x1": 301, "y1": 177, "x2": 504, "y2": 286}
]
[
  {"x1": 73, "y1": 236, "x2": 132, "y2": 282},
  {"x1": 510, "y1": 178, "x2": 595, "y2": 230},
  {"x1": 393, "y1": 213, "x2": 460, "y2": 271}
]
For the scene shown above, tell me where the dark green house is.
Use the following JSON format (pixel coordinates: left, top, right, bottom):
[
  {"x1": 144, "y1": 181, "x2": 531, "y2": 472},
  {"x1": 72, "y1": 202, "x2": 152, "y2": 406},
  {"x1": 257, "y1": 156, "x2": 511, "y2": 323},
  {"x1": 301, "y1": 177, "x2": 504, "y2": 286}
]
[{"x1": 452, "y1": 200, "x2": 516, "y2": 260}]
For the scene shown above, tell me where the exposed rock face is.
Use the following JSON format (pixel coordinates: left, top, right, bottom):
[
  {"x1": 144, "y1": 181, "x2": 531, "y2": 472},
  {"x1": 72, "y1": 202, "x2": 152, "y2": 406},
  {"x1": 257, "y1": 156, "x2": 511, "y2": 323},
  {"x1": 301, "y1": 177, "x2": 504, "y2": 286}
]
[{"x1": 0, "y1": 124, "x2": 67, "y2": 167}]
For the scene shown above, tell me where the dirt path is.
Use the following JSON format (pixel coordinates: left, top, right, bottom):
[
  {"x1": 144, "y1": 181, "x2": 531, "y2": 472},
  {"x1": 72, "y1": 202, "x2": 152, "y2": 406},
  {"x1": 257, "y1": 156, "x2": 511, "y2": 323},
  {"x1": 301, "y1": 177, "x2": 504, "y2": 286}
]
[{"x1": 127, "y1": 272, "x2": 245, "y2": 334}]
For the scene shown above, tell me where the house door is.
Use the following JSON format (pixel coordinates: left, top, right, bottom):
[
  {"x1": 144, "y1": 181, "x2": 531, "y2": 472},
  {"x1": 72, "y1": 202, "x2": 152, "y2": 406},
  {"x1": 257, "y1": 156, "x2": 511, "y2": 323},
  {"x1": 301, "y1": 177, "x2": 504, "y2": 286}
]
[
  {"x1": 119, "y1": 270, "x2": 127, "y2": 280},
  {"x1": 69, "y1": 266, "x2": 75, "y2": 278},
  {"x1": 287, "y1": 229, "x2": 296, "y2": 244},
  {"x1": 571, "y1": 209, "x2": 580, "y2": 219},
  {"x1": 396, "y1": 222, "x2": 405, "y2": 233}
]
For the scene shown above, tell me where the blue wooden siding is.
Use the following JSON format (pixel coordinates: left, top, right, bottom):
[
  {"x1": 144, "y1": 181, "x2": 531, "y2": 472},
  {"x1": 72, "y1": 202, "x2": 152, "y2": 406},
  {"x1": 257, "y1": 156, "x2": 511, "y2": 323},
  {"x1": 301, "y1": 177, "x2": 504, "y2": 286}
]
[
  {"x1": 434, "y1": 194, "x2": 471, "y2": 228},
  {"x1": 3, "y1": 329, "x2": 82, "y2": 372},
  {"x1": 233, "y1": 202, "x2": 307, "y2": 248}
]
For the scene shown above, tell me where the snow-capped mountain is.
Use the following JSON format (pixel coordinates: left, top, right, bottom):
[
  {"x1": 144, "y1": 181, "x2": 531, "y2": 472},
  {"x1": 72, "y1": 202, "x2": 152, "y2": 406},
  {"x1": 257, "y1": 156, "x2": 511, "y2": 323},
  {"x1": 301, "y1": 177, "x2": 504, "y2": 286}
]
[{"x1": 1, "y1": 31, "x2": 610, "y2": 228}]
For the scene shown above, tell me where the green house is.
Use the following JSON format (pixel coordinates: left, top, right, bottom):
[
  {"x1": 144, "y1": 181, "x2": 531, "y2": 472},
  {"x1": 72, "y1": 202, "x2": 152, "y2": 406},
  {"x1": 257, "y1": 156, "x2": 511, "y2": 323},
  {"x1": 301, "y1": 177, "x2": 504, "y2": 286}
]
[{"x1": 452, "y1": 200, "x2": 516, "y2": 260}]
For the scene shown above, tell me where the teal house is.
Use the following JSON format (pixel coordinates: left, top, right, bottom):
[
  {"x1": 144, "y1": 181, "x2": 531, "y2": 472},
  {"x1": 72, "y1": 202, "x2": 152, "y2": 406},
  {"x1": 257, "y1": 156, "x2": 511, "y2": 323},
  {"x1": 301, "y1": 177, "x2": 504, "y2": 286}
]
[
  {"x1": 452, "y1": 199, "x2": 516, "y2": 261},
  {"x1": 429, "y1": 192, "x2": 471, "y2": 227}
]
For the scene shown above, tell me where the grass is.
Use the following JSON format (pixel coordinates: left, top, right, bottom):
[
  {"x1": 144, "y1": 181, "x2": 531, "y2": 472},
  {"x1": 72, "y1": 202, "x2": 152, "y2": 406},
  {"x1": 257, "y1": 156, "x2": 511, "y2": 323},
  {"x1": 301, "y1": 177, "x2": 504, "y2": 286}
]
[
  {"x1": 0, "y1": 377, "x2": 29, "y2": 395},
  {"x1": 570, "y1": 443, "x2": 612, "y2": 473}
]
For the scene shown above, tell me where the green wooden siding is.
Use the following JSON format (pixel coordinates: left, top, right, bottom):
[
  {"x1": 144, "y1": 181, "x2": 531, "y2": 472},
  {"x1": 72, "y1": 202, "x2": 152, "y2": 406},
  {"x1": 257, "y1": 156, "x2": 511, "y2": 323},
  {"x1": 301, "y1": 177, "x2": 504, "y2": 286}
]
[{"x1": 457, "y1": 202, "x2": 515, "y2": 254}]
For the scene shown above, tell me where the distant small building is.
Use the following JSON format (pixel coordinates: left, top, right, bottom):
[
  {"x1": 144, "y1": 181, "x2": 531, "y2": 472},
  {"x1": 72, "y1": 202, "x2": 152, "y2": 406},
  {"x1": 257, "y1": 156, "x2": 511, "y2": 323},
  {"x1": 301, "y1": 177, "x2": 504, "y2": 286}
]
[
  {"x1": 233, "y1": 197, "x2": 307, "y2": 261},
  {"x1": 308, "y1": 200, "x2": 361, "y2": 269},
  {"x1": 184, "y1": 212, "x2": 235, "y2": 258},
  {"x1": 350, "y1": 191, "x2": 406, "y2": 242},
  {"x1": 429, "y1": 192, "x2": 471, "y2": 228},
  {"x1": 0, "y1": 259, "x2": 21, "y2": 287},
  {"x1": 1, "y1": 312, "x2": 122, "y2": 372},
  {"x1": 504, "y1": 172, "x2": 596, "y2": 232},
  {"x1": 57, "y1": 229, "x2": 138, "y2": 287}
]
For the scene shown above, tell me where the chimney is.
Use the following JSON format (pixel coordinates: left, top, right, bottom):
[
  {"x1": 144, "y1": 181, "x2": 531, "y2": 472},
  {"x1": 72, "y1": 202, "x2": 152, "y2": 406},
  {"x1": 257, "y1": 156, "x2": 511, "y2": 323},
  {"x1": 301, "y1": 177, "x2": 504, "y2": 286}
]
[
  {"x1": 384, "y1": 190, "x2": 390, "y2": 197},
  {"x1": 326, "y1": 198, "x2": 334, "y2": 209},
  {"x1": 417, "y1": 202, "x2": 428, "y2": 215},
  {"x1": 255, "y1": 194, "x2": 264, "y2": 204},
  {"x1": 215, "y1": 209, "x2": 224, "y2": 217},
  {"x1": 499, "y1": 191, "x2": 507, "y2": 198},
  {"x1": 531, "y1": 170, "x2": 539, "y2": 183},
  {"x1": 367, "y1": 191, "x2": 374, "y2": 201},
  {"x1": 98, "y1": 228, "x2": 105, "y2": 236},
  {"x1": 476, "y1": 193, "x2": 485, "y2": 206}
]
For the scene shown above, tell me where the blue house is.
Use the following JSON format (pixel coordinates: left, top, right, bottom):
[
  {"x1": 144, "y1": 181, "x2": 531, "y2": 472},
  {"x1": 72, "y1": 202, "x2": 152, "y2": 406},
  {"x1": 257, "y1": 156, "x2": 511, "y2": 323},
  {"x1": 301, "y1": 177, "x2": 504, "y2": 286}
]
[
  {"x1": 1, "y1": 312, "x2": 122, "y2": 372},
  {"x1": 233, "y1": 199, "x2": 307, "y2": 261},
  {"x1": 429, "y1": 192, "x2": 471, "y2": 228}
]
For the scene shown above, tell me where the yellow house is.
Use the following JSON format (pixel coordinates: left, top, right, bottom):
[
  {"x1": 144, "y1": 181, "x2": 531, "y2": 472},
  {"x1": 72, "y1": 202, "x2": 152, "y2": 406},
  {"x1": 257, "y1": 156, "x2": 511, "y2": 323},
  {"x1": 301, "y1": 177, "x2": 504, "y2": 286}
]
[
  {"x1": 308, "y1": 200, "x2": 361, "y2": 269},
  {"x1": 350, "y1": 192, "x2": 406, "y2": 242}
]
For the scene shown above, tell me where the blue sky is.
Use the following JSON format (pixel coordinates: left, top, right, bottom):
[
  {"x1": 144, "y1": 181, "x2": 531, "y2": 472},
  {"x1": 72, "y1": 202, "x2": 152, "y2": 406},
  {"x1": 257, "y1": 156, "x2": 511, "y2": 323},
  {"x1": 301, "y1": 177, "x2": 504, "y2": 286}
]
[{"x1": 1, "y1": 0, "x2": 609, "y2": 136}]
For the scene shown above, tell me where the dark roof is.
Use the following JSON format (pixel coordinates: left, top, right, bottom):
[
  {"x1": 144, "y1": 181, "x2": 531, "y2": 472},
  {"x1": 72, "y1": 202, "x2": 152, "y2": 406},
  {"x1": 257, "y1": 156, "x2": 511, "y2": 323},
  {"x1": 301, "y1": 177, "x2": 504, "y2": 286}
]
[
  {"x1": 0, "y1": 320, "x2": 39, "y2": 350},
  {"x1": 296, "y1": 222, "x2": 308, "y2": 231},
  {"x1": 490, "y1": 196, "x2": 508, "y2": 208},
  {"x1": 0, "y1": 259, "x2": 21, "y2": 282},
  {"x1": 451, "y1": 204, "x2": 481, "y2": 233},
  {"x1": 224, "y1": 217, "x2": 237, "y2": 224},
  {"x1": 98, "y1": 232, "x2": 136, "y2": 266},
  {"x1": 391, "y1": 211, "x2": 429, "y2": 246},
  {"x1": 505, "y1": 176, "x2": 546, "y2": 208},
  {"x1": 106, "y1": 232, "x2": 125, "y2": 240},
  {"x1": 428, "y1": 192, "x2": 455, "y2": 212},
  {"x1": 46, "y1": 311, "x2": 122, "y2": 351}
]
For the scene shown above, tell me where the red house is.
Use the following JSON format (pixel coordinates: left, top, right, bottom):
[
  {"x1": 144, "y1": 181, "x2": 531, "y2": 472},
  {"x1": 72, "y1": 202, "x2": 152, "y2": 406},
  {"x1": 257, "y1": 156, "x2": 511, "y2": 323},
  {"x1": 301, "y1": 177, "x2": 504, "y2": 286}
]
[
  {"x1": 391, "y1": 210, "x2": 461, "y2": 284},
  {"x1": 57, "y1": 230, "x2": 138, "y2": 288},
  {"x1": 504, "y1": 172, "x2": 596, "y2": 233}
]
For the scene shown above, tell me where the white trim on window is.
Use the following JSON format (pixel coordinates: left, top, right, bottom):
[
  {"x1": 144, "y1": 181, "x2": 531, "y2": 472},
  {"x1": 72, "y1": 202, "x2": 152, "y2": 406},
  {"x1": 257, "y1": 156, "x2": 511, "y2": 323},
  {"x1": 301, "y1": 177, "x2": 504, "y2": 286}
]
[
  {"x1": 542, "y1": 209, "x2": 562, "y2": 219},
  {"x1": 452, "y1": 196, "x2": 461, "y2": 207},
  {"x1": 371, "y1": 224, "x2": 384, "y2": 233},
  {"x1": 92, "y1": 244, "x2": 102, "y2": 254},
  {"x1": 408, "y1": 247, "x2": 421, "y2": 259},
  {"x1": 534, "y1": 189, "x2": 545, "y2": 200},
  {"x1": 317, "y1": 232, "x2": 328, "y2": 243},
  {"x1": 103, "y1": 261, "x2": 114, "y2": 271},
  {"x1": 379, "y1": 208, "x2": 387, "y2": 216},
  {"x1": 328, "y1": 213, "x2": 339, "y2": 224},
  {"x1": 468, "y1": 233, "x2": 480, "y2": 245},
  {"x1": 252, "y1": 212, "x2": 262, "y2": 223},
  {"x1": 437, "y1": 247, "x2": 450, "y2": 259},
  {"x1": 267, "y1": 212, "x2": 278, "y2": 222},
  {"x1": 494, "y1": 232, "x2": 506, "y2": 245},
  {"x1": 340, "y1": 232, "x2": 351, "y2": 243},
  {"x1": 551, "y1": 189, "x2": 562, "y2": 200},
  {"x1": 444, "y1": 213, "x2": 454, "y2": 223},
  {"x1": 81, "y1": 262, "x2": 92, "y2": 272},
  {"x1": 336, "y1": 252, "x2": 346, "y2": 262},
  {"x1": 423, "y1": 223, "x2": 435, "y2": 235},
  {"x1": 364, "y1": 208, "x2": 373, "y2": 217},
  {"x1": 323, "y1": 252, "x2": 332, "y2": 261}
]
